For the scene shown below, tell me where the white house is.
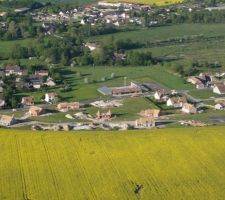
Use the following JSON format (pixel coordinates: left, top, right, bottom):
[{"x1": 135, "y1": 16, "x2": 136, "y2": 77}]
[
  {"x1": 154, "y1": 90, "x2": 166, "y2": 101},
  {"x1": 167, "y1": 96, "x2": 187, "y2": 108},
  {"x1": 135, "y1": 118, "x2": 155, "y2": 129},
  {"x1": 45, "y1": 92, "x2": 58, "y2": 103},
  {"x1": 215, "y1": 100, "x2": 225, "y2": 110}
]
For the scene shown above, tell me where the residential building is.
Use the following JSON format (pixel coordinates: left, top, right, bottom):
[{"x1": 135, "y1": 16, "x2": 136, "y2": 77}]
[
  {"x1": 29, "y1": 106, "x2": 45, "y2": 117},
  {"x1": 167, "y1": 96, "x2": 187, "y2": 108},
  {"x1": 140, "y1": 109, "x2": 160, "y2": 118},
  {"x1": 112, "y1": 82, "x2": 142, "y2": 96},
  {"x1": 213, "y1": 84, "x2": 225, "y2": 95},
  {"x1": 215, "y1": 100, "x2": 225, "y2": 110},
  {"x1": 181, "y1": 103, "x2": 197, "y2": 114},
  {"x1": 154, "y1": 90, "x2": 166, "y2": 101},
  {"x1": 0, "y1": 99, "x2": 5, "y2": 109},
  {"x1": 21, "y1": 96, "x2": 34, "y2": 106},
  {"x1": 57, "y1": 102, "x2": 80, "y2": 112},
  {"x1": 35, "y1": 70, "x2": 49, "y2": 77},
  {"x1": 45, "y1": 92, "x2": 58, "y2": 103},
  {"x1": 0, "y1": 115, "x2": 16, "y2": 126},
  {"x1": 96, "y1": 110, "x2": 112, "y2": 120},
  {"x1": 45, "y1": 77, "x2": 56, "y2": 87},
  {"x1": 135, "y1": 118, "x2": 155, "y2": 129}
]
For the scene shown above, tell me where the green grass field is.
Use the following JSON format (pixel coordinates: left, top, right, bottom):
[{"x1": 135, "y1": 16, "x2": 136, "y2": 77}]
[{"x1": 1, "y1": 127, "x2": 225, "y2": 199}]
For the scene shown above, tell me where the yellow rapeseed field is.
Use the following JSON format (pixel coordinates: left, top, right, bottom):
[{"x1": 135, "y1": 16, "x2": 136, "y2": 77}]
[
  {"x1": 108, "y1": 0, "x2": 184, "y2": 6},
  {"x1": 0, "y1": 127, "x2": 225, "y2": 199}
]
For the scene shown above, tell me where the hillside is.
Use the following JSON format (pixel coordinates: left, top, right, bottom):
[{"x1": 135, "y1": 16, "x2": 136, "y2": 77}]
[{"x1": 1, "y1": 127, "x2": 225, "y2": 199}]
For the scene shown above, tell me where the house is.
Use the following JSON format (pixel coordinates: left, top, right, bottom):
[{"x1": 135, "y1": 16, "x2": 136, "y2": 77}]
[
  {"x1": 111, "y1": 82, "x2": 142, "y2": 96},
  {"x1": 21, "y1": 96, "x2": 34, "y2": 106},
  {"x1": 85, "y1": 42, "x2": 100, "y2": 51},
  {"x1": 135, "y1": 117, "x2": 155, "y2": 129},
  {"x1": 181, "y1": 103, "x2": 197, "y2": 114},
  {"x1": 45, "y1": 77, "x2": 56, "y2": 87},
  {"x1": 57, "y1": 102, "x2": 80, "y2": 112},
  {"x1": 28, "y1": 106, "x2": 45, "y2": 116},
  {"x1": 187, "y1": 76, "x2": 202, "y2": 85},
  {"x1": 0, "y1": 99, "x2": 5, "y2": 109},
  {"x1": 28, "y1": 75, "x2": 43, "y2": 89},
  {"x1": 196, "y1": 82, "x2": 205, "y2": 89},
  {"x1": 0, "y1": 115, "x2": 16, "y2": 126},
  {"x1": 187, "y1": 76, "x2": 205, "y2": 89},
  {"x1": 45, "y1": 92, "x2": 58, "y2": 103},
  {"x1": 96, "y1": 110, "x2": 112, "y2": 120},
  {"x1": 213, "y1": 84, "x2": 225, "y2": 95},
  {"x1": 140, "y1": 109, "x2": 160, "y2": 118},
  {"x1": 113, "y1": 52, "x2": 126, "y2": 61},
  {"x1": 35, "y1": 70, "x2": 49, "y2": 77},
  {"x1": 167, "y1": 96, "x2": 187, "y2": 108},
  {"x1": 5, "y1": 65, "x2": 27, "y2": 76},
  {"x1": 215, "y1": 100, "x2": 225, "y2": 110},
  {"x1": 154, "y1": 90, "x2": 166, "y2": 101}
]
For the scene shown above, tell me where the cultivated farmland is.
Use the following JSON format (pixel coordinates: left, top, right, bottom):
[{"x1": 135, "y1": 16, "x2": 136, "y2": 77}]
[
  {"x1": 1, "y1": 127, "x2": 225, "y2": 199},
  {"x1": 108, "y1": 0, "x2": 183, "y2": 5}
]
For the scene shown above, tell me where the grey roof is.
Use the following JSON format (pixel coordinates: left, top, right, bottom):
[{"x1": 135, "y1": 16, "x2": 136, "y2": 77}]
[{"x1": 98, "y1": 86, "x2": 112, "y2": 95}]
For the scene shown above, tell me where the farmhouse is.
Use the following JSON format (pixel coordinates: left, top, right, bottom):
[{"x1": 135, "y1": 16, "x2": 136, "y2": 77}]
[
  {"x1": 187, "y1": 76, "x2": 202, "y2": 85},
  {"x1": 0, "y1": 115, "x2": 16, "y2": 126},
  {"x1": 28, "y1": 75, "x2": 43, "y2": 89},
  {"x1": 135, "y1": 117, "x2": 155, "y2": 129},
  {"x1": 140, "y1": 109, "x2": 160, "y2": 118},
  {"x1": 45, "y1": 92, "x2": 58, "y2": 103},
  {"x1": 187, "y1": 76, "x2": 205, "y2": 89},
  {"x1": 154, "y1": 90, "x2": 167, "y2": 101},
  {"x1": 57, "y1": 102, "x2": 80, "y2": 112},
  {"x1": 215, "y1": 100, "x2": 225, "y2": 110},
  {"x1": 21, "y1": 96, "x2": 34, "y2": 106},
  {"x1": 111, "y1": 82, "x2": 142, "y2": 96},
  {"x1": 85, "y1": 42, "x2": 100, "y2": 51},
  {"x1": 5, "y1": 65, "x2": 27, "y2": 76},
  {"x1": 35, "y1": 70, "x2": 49, "y2": 77},
  {"x1": 167, "y1": 96, "x2": 187, "y2": 108},
  {"x1": 98, "y1": 1, "x2": 122, "y2": 8},
  {"x1": 181, "y1": 103, "x2": 197, "y2": 114},
  {"x1": 45, "y1": 78, "x2": 56, "y2": 87},
  {"x1": 213, "y1": 84, "x2": 225, "y2": 95},
  {"x1": 0, "y1": 99, "x2": 5, "y2": 109},
  {"x1": 96, "y1": 110, "x2": 112, "y2": 120},
  {"x1": 29, "y1": 106, "x2": 45, "y2": 117}
]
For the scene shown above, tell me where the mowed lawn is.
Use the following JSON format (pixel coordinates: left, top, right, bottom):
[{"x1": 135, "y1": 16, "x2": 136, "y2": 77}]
[
  {"x1": 1, "y1": 127, "x2": 225, "y2": 199},
  {"x1": 89, "y1": 24, "x2": 225, "y2": 44}
]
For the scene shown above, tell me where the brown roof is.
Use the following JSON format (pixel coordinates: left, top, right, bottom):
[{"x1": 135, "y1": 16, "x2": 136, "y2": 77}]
[
  {"x1": 22, "y1": 96, "x2": 34, "y2": 104},
  {"x1": 112, "y1": 86, "x2": 141, "y2": 94},
  {"x1": 216, "y1": 100, "x2": 225, "y2": 107},
  {"x1": 57, "y1": 102, "x2": 80, "y2": 110},
  {"x1": 46, "y1": 92, "x2": 57, "y2": 98},
  {"x1": 0, "y1": 115, "x2": 14, "y2": 123},
  {"x1": 170, "y1": 96, "x2": 187, "y2": 104},
  {"x1": 214, "y1": 84, "x2": 225, "y2": 94},
  {"x1": 140, "y1": 109, "x2": 160, "y2": 117},
  {"x1": 29, "y1": 106, "x2": 44, "y2": 114}
]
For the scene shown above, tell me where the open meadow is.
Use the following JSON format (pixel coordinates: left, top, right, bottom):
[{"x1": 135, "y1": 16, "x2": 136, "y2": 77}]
[{"x1": 1, "y1": 127, "x2": 225, "y2": 199}]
